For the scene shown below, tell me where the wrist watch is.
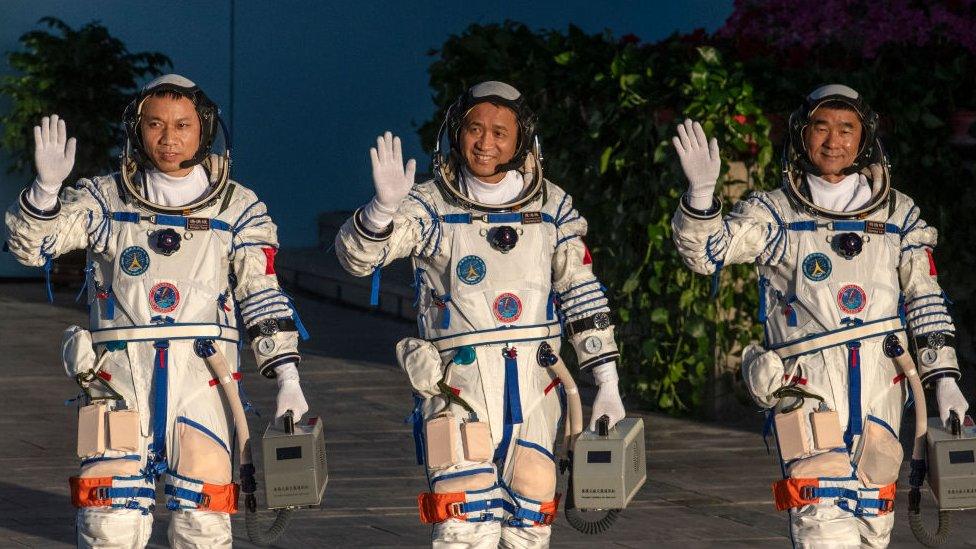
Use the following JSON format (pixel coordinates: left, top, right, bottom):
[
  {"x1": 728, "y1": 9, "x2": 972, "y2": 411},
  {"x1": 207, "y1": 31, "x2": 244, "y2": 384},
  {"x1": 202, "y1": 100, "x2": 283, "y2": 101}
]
[{"x1": 565, "y1": 312, "x2": 611, "y2": 338}]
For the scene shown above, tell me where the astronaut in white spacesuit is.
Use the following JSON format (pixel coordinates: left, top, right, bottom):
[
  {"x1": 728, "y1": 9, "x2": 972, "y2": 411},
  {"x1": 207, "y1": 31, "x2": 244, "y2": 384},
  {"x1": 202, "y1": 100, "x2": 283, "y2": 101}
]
[
  {"x1": 671, "y1": 84, "x2": 969, "y2": 548},
  {"x1": 335, "y1": 81, "x2": 625, "y2": 548},
  {"x1": 5, "y1": 74, "x2": 308, "y2": 548}
]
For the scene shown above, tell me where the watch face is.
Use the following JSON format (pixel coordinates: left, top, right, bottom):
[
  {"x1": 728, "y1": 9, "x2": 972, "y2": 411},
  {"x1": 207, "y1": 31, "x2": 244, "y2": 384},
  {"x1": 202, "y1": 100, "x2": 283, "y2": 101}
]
[
  {"x1": 927, "y1": 332, "x2": 947, "y2": 350},
  {"x1": 593, "y1": 312, "x2": 611, "y2": 330},
  {"x1": 920, "y1": 347, "x2": 939, "y2": 366},
  {"x1": 256, "y1": 337, "x2": 276, "y2": 355},
  {"x1": 583, "y1": 336, "x2": 603, "y2": 354},
  {"x1": 259, "y1": 319, "x2": 279, "y2": 337}
]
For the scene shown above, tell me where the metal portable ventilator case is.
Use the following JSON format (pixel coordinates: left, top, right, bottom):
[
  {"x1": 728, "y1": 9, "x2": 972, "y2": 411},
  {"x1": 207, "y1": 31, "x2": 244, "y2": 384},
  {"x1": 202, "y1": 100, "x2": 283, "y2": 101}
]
[
  {"x1": 261, "y1": 415, "x2": 328, "y2": 509},
  {"x1": 572, "y1": 417, "x2": 646, "y2": 509},
  {"x1": 926, "y1": 414, "x2": 976, "y2": 510}
]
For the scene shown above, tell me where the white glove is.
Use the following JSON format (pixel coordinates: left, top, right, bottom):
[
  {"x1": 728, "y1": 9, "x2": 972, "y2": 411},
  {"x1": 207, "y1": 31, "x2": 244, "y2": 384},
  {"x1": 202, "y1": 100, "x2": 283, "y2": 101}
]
[
  {"x1": 274, "y1": 362, "x2": 309, "y2": 421},
  {"x1": 361, "y1": 131, "x2": 416, "y2": 232},
  {"x1": 671, "y1": 119, "x2": 720, "y2": 210},
  {"x1": 936, "y1": 377, "x2": 969, "y2": 428},
  {"x1": 589, "y1": 362, "x2": 626, "y2": 431},
  {"x1": 28, "y1": 114, "x2": 77, "y2": 211}
]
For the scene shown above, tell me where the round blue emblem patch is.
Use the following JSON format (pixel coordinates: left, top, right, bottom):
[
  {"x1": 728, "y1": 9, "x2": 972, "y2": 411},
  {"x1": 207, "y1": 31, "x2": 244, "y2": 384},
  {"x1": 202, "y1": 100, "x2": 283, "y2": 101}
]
[
  {"x1": 837, "y1": 284, "x2": 867, "y2": 314},
  {"x1": 119, "y1": 246, "x2": 150, "y2": 276},
  {"x1": 150, "y1": 282, "x2": 180, "y2": 313},
  {"x1": 493, "y1": 293, "x2": 522, "y2": 323},
  {"x1": 802, "y1": 252, "x2": 832, "y2": 282},
  {"x1": 456, "y1": 255, "x2": 487, "y2": 285}
]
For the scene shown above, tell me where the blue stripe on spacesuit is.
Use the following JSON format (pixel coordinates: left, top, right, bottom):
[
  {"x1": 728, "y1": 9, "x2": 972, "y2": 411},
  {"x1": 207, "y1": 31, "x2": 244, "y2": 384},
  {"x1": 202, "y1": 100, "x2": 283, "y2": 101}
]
[
  {"x1": 843, "y1": 341, "x2": 862, "y2": 450},
  {"x1": 558, "y1": 280, "x2": 599, "y2": 299},
  {"x1": 900, "y1": 205, "x2": 920, "y2": 234},
  {"x1": 560, "y1": 295, "x2": 608, "y2": 315},
  {"x1": 556, "y1": 234, "x2": 579, "y2": 247},
  {"x1": 431, "y1": 467, "x2": 496, "y2": 485},
  {"x1": 234, "y1": 212, "x2": 270, "y2": 232},
  {"x1": 239, "y1": 292, "x2": 289, "y2": 314},
  {"x1": 232, "y1": 241, "x2": 275, "y2": 251},
  {"x1": 557, "y1": 211, "x2": 580, "y2": 226},
  {"x1": 554, "y1": 193, "x2": 570, "y2": 221},
  {"x1": 233, "y1": 200, "x2": 262, "y2": 228}
]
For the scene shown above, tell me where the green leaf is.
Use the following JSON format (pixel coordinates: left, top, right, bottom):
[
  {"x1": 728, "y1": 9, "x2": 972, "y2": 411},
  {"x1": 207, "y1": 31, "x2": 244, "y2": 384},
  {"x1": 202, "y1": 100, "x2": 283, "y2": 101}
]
[{"x1": 650, "y1": 307, "x2": 669, "y2": 324}]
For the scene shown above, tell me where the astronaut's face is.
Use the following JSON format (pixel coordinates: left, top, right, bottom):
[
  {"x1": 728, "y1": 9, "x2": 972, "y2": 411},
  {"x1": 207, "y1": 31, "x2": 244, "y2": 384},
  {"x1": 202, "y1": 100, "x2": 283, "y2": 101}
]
[
  {"x1": 803, "y1": 107, "x2": 863, "y2": 182},
  {"x1": 139, "y1": 94, "x2": 201, "y2": 177},
  {"x1": 460, "y1": 102, "x2": 518, "y2": 184}
]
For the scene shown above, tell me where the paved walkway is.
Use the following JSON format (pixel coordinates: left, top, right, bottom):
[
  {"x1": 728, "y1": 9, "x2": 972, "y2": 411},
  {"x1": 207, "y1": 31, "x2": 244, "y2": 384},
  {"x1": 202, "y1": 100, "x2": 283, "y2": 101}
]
[{"x1": 0, "y1": 281, "x2": 971, "y2": 548}]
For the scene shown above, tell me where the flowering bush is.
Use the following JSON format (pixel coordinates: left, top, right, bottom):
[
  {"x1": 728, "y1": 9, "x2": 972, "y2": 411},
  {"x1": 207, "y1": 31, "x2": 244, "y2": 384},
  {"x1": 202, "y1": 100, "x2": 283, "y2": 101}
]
[{"x1": 720, "y1": 0, "x2": 976, "y2": 61}]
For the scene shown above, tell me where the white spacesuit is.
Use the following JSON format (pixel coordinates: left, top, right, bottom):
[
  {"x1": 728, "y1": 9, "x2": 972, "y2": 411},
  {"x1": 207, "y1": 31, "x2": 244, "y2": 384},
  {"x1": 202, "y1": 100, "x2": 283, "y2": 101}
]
[
  {"x1": 671, "y1": 85, "x2": 969, "y2": 548},
  {"x1": 335, "y1": 81, "x2": 625, "y2": 548},
  {"x1": 5, "y1": 75, "x2": 308, "y2": 548}
]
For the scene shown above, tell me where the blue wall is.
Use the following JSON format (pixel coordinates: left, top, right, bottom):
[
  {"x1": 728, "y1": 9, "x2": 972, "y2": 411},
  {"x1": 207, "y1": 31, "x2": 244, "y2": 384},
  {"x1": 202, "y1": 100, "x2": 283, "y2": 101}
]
[{"x1": 1, "y1": 0, "x2": 731, "y2": 276}]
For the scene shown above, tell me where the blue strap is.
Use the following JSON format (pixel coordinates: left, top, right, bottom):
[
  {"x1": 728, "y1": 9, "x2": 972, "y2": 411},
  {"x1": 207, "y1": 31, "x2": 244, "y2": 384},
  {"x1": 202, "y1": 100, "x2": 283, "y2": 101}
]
[
  {"x1": 151, "y1": 341, "x2": 170, "y2": 463},
  {"x1": 291, "y1": 308, "x2": 310, "y2": 341},
  {"x1": 505, "y1": 353, "x2": 523, "y2": 425},
  {"x1": 112, "y1": 212, "x2": 231, "y2": 232},
  {"x1": 42, "y1": 254, "x2": 54, "y2": 303},
  {"x1": 761, "y1": 408, "x2": 775, "y2": 455},
  {"x1": 459, "y1": 498, "x2": 505, "y2": 516},
  {"x1": 407, "y1": 396, "x2": 425, "y2": 465},
  {"x1": 441, "y1": 212, "x2": 555, "y2": 224},
  {"x1": 546, "y1": 291, "x2": 555, "y2": 321},
  {"x1": 104, "y1": 290, "x2": 115, "y2": 320},
  {"x1": 369, "y1": 267, "x2": 381, "y2": 307},
  {"x1": 81, "y1": 454, "x2": 142, "y2": 467},
  {"x1": 787, "y1": 221, "x2": 817, "y2": 231},
  {"x1": 107, "y1": 487, "x2": 157, "y2": 501},
  {"x1": 843, "y1": 341, "x2": 862, "y2": 450},
  {"x1": 757, "y1": 276, "x2": 769, "y2": 323},
  {"x1": 164, "y1": 485, "x2": 204, "y2": 504},
  {"x1": 812, "y1": 486, "x2": 860, "y2": 501},
  {"x1": 494, "y1": 352, "x2": 523, "y2": 463},
  {"x1": 710, "y1": 261, "x2": 724, "y2": 298},
  {"x1": 112, "y1": 212, "x2": 140, "y2": 223}
]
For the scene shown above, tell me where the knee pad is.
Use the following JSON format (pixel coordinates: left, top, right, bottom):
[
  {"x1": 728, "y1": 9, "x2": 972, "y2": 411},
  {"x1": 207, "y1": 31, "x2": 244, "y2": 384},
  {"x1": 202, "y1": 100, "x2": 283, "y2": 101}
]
[
  {"x1": 855, "y1": 416, "x2": 902, "y2": 488},
  {"x1": 174, "y1": 417, "x2": 231, "y2": 485},
  {"x1": 507, "y1": 440, "x2": 558, "y2": 527},
  {"x1": 509, "y1": 441, "x2": 556, "y2": 502},
  {"x1": 419, "y1": 465, "x2": 502, "y2": 524},
  {"x1": 71, "y1": 456, "x2": 154, "y2": 512}
]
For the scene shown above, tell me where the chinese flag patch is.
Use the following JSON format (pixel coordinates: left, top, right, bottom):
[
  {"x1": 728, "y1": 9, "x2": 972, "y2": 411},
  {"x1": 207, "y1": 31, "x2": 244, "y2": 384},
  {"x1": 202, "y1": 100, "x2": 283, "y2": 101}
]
[
  {"x1": 926, "y1": 248, "x2": 937, "y2": 276},
  {"x1": 262, "y1": 247, "x2": 277, "y2": 275},
  {"x1": 582, "y1": 242, "x2": 592, "y2": 265}
]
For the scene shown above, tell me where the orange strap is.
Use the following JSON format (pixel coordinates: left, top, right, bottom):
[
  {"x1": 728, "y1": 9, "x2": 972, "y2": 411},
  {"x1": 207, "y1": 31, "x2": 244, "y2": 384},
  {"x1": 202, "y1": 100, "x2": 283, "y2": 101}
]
[
  {"x1": 200, "y1": 482, "x2": 240, "y2": 514},
  {"x1": 70, "y1": 476, "x2": 113, "y2": 508},
  {"x1": 537, "y1": 494, "x2": 561, "y2": 526},
  {"x1": 876, "y1": 483, "x2": 896, "y2": 515},
  {"x1": 417, "y1": 491, "x2": 466, "y2": 524},
  {"x1": 772, "y1": 478, "x2": 820, "y2": 511},
  {"x1": 773, "y1": 478, "x2": 896, "y2": 514}
]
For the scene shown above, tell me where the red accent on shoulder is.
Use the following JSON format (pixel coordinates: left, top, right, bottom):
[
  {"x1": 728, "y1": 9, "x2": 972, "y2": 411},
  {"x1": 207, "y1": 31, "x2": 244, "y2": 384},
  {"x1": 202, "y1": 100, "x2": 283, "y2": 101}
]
[
  {"x1": 926, "y1": 248, "x2": 937, "y2": 276},
  {"x1": 97, "y1": 371, "x2": 112, "y2": 381},
  {"x1": 582, "y1": 242, "x2": 592, "y2": 265},
  {"x1": 262, "y1": 247, "x2": 277, "y2": 275}
]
